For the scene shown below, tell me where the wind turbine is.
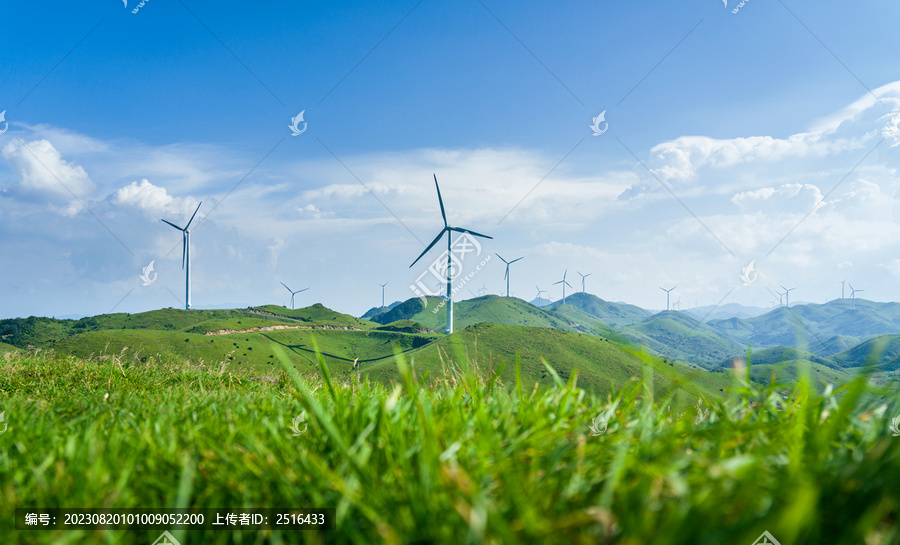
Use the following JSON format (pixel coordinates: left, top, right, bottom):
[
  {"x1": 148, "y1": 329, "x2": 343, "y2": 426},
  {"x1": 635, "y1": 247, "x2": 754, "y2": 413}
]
[
  {"x1": 781, "y1": 285, "x2": 796, "y2": 308},
  {"x1": 496, "y1": 254, "x2": 523, "y2": 297},
  {"x1": 577, "y1": 271, "x2": 592, "y2": 294},
  {"x1": 535, "y1": 285, "x2": 549, "y2": 300},
  {"x1": 379, "y1": 281, "x2": 390, "y2": 308},
  {"x1": 477, "y1": 283, "x2": 487, "y2": 297},
  {"x1": 409, "y1": 174, "x2": 493, "y2": 334},
  {"x1": 161, "y1": 202, "x2": 202, "y2": 310},
  {"x1": 660, "y1": 286, "x2": 676, "y2": 311},
  {"x1": 553, "y1": 270, "x2": 574, "y2": 305},
  {"x1": 839, "y1": 279, "x2": 846, "y2": 300},
  {"x1": 280, "y1": 282, "x2": 309, "y2": 310},
  {"x1": 849, "y1": 283, "x2": 863, "y2": 309}
]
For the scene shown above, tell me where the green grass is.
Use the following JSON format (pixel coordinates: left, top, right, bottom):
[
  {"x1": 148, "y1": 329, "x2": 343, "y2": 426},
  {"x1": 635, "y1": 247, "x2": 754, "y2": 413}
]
[{"x1": 1, "y1": 347, "x2": 898, "y2": 544}]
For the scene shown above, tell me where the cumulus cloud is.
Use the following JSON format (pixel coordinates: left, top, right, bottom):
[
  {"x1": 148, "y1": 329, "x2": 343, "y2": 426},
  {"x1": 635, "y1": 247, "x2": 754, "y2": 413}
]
[
  {"x1": 1, "y1": 138, "x2": 96, "y2": 214},
  {"x1": 113, "y1": 179, "x2": 199, "y2": 216}
]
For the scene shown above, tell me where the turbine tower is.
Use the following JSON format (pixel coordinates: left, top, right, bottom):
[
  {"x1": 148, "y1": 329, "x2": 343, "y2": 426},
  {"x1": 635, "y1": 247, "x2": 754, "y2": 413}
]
[
  {"x1": 660, "y1": 286, "x2": 676, "y2": 311},
  {"x1": 577, "y1": 271, "x2": 592, "y2": 293},
  {"x1": 553, "y1": 270, "x2": 573, "y2": 305},
  {"x1": 840, "y1": 279, "x2": 846, "y2": 300},
  {"x1": 379, "y1": 281, "x2": 390, "y2": 308},
  {"x1": 280, "y1": 282, "x2": 309, "y2": 310},
  {"x1": 409, "y1": 174, "x2": 493, "y2": 334},
  {"x1": 496, "y1": 254, "x2": 523, "y2": 297},
  {"x1": 781, "y1": 285, "x2": 796, "y2": 307},
  {"x1": 161, "y1": 202, "x2": 202, "y2": 310}
]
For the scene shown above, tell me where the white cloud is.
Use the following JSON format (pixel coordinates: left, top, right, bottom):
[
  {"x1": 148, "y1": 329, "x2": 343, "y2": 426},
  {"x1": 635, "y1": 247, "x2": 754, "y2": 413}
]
[
  {"x1": 1, "y1": 138, "x2": 96, "y2": 214},
  {"x1": 113, "y1": 179, "x2": 199, "y2": 217}
]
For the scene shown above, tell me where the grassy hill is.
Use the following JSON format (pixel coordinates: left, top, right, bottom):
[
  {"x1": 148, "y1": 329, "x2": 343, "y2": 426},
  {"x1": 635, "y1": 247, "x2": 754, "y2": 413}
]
[
  {"x1": 364, "y1": 322, "x2": 732, "y2": 402},
  {"x1": 829, "y1": 335, "x2": 900, "y2": 370},
  {"x1": 717, "y1": 346, "x2": 834, "y2": 369},
  {"x1": 251, "y1": 304, "x2": 376, "y2": 329},
  {"x1": 372, "y1": 295, "x2": 581, "y2": 333},
  {"x1": 545, "y1": 292, "x2": 651, "y2": 327},
  {"x1": 746, "y1": 360, "x2": 851, "y2": 392},
  {"x1": 620, "y1": 311, "x2": 745, "y2": 367},
  {"x1": 707, "y1": 299, "x2": 900, "y2": 352}
]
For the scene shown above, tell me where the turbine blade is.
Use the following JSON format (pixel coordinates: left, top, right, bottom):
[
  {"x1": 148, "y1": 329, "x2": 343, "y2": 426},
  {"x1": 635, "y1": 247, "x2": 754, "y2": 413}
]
[
  {"x1": 565, "y1": 281, "x2": 573, "y2": 288},
  {"x1": 434, "y1": 174, "x2": 448, "y2": 228},
  {"x1": 409, "y1": 229, "x2": 447, "y2": 268},
  {"x1": 281, "y1": 282, "x2": 292, "y2": 293},
  {"x1": 509, "y1": 257, "x2": 523, "y2": 264},
  {"x1": 181, "y1": 233, "x2": 187, "y2": 269},
  {"x1": 449, "y1": 227, "x2": 493, "y2": 239},
  {"x1": 185, "y1": 201, "x2": 202, "y2": 230},
  {"x1": 496, "y1": 253, "x2": 508, "y2": 264},
  {"x1": 504, "y1": 268, "x2": 509, "y2": 280},
  {"x1": 298, "y1": 288, "x2": 309, "y2": 293},
  {"x1": 161, "y1": 219, "x2": 184, "y2": 231}
]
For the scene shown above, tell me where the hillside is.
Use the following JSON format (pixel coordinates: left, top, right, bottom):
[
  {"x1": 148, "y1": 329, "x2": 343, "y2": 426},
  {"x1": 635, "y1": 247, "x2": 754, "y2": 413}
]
[
  {"x1": 717, "y1": 346, "x2": 834, "y2": 369},
  {"x1": 545, "y1": 292, "x2": 651, "y2": 327},
  {"x1": 363, "y1": 322, "x2": 732, "y2": 401},
  {"x1": 707, "y1": 299, "x2": 900, "y2": 352},
  {"x1": 620, "y1": 311, "x2": 745, "y2": 366},
  {"x1": 829, "y1": 334, "x2": 900, "y2": 370},
  {"x1": 746, "y1": 361, "x2": 850, "y2": 393},
  {"x1": 251, "y1": 304, "x2": 376, "y2": 329},
  {"x1": 372, "y1": 295, "x2": 581, "y2": 333},
  {"x1": 360, "y1": 300, "x2": 403, "y2": 320}
]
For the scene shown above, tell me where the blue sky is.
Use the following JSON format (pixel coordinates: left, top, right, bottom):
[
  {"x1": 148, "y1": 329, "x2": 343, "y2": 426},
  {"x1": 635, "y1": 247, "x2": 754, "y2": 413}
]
[{"x1": 2, "y1": 0, "x2": 900, "y2": 319}]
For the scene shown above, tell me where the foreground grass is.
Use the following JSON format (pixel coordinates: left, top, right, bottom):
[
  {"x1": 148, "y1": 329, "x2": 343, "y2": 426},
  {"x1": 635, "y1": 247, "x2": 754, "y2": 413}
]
[{"x1": 0, "y1": 347, "x2": 898, "y2": 544}]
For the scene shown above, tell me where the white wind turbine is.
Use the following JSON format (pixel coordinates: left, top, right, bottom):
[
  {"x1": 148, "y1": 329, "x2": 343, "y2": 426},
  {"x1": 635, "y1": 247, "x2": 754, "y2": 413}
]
[
  {"x1": 496, "y1": 254, "x2": 523, "y2": 297},
  {"x1": 849, "y1": 283, "x2": 864, "y2": 309},
  {"x1": 409, "y1": 174, "x2": 493, "y2": 334},
  {"x1": 577, "y1": 271, "x2": 592, "y2": 293},
  {"x1": 554, "y1": 270, "x2": 574, "y2": 305},
  {"x1": 379, "y1": 281, "x2": 390, "y2": 308},
  {"x1": 660, "y1": 286, "x2": 676, "y2": 311},
  {"x1": 280, "y1": 282, "x2": 309, "y2": 310},
  {"x1": 781, "y1": 285, "x2": 796, "y2": 308},
  {"x1": 161, "y1": 202, "x2": 202, "y2": 310}
]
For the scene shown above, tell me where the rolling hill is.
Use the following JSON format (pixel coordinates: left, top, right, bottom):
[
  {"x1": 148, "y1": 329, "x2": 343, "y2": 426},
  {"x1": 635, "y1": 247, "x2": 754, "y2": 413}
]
[
  {"x1": 545, "y1": 292, "x2": 651, "y2": 327},
  {"x1": 362, "y1": 322, "x2": 732, "y2": 401},
  {"x1": 619, "y1": 311, "x2": 745, "y2": 367},
  {"x1": 706, "y1": 299, "x2": 900, "y2": 353},
  {"x1": 371, "y1": 295, "x2": 582, "y2": 333}
]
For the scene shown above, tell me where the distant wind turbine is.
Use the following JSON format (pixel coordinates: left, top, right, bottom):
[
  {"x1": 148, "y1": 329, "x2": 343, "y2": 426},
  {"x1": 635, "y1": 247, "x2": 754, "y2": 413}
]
[
  {"x1": 577, "y1": 271, "x2": 592, "y2": 293},
  {"x1": 554, "y1": 270, "x2": 574, "y2": 305},
  {"x1": 535, "y1": 285, "x2": 548, "y2": 301},
  {"x1": 660, "y1": 286, "x2": 676, "y2": 311},
  {"x1": 781, "y1": 285, "x2": 796, "y2": 307},
  {"x1": 379, "y1": 281, "x2": 390, "y2": 308},
  {"x1": 280, "y1": 282, "x2": 309, "y2": 310},
  {"x1": 496, "y1": 254, "x2": 523, "y2": 297},
  {"x1": 409, "y1": 174, "x2": 493, "y2": 334},
  {"x1": 839, "y1": 279, "x2": 846, "y2": 300},
  {"x1": 849, "y1": 283, "x2": 863, "y2": 309},
  {"x1": 161, "y1": 202, "x2": 202, "y2": 310}
]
